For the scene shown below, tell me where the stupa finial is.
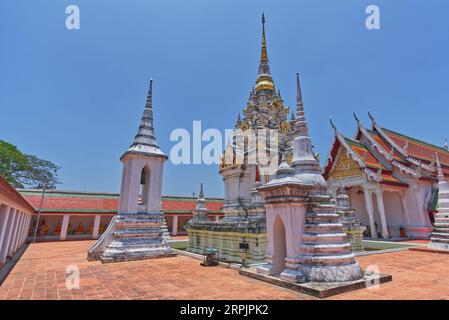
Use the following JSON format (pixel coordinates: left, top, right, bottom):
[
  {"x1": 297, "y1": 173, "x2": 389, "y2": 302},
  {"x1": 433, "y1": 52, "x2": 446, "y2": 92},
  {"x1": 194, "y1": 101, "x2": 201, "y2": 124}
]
[
  {"x1": 145, "y1": 79, "x2": 153, "y2": 109},
  {"x1": 199, "y1": 183, "x2": 204, "y2": 199},
  {"x1": 436, "y1": 153, "x2": 444, "y2": 179},
  {"x1": 255, "y1": 14, "x2": 274, "y2": 92},
  {"x1": 294, "y1": 72, "x2": 308, "y2": 136}
]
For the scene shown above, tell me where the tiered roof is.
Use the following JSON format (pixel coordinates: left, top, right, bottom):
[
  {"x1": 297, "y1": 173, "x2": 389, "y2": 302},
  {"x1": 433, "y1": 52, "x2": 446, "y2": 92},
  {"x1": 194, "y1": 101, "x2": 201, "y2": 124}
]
[
  {"x1": 324, "y1": 112, "x2": 449, "y2": 186},
  {"x1": 18, "y1": 189, "x2": 224, "y2": 215}
]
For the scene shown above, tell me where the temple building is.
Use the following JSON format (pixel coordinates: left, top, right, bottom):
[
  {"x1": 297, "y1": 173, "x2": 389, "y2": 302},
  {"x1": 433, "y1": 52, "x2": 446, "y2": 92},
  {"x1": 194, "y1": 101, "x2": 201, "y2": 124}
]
[
  {"x1": 323, "y1": 112, "x2": 447, "y2": 240},
  {"x1": 186, "y1": 15, "x2": 297, "y2": 263}
]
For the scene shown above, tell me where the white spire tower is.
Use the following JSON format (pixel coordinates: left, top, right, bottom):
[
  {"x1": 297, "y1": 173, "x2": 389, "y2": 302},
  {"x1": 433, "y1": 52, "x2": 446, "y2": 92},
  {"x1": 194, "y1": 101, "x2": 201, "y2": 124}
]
[{"x1": 88, "y1": 80, "x2": 175, "y2": 263}]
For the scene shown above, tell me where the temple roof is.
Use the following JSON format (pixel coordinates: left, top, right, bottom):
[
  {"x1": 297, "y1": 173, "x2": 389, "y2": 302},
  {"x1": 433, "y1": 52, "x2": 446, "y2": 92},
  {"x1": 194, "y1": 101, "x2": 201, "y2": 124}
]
[
  {"x1": 324, "y1": 113, "x2": 449, "y2": 185},
  {"x1": 0, "y1": 176, "x2": 35, "y2": 212},
  {"x1": 18, "y1": 189, "x2": 224, "y2": 215}
]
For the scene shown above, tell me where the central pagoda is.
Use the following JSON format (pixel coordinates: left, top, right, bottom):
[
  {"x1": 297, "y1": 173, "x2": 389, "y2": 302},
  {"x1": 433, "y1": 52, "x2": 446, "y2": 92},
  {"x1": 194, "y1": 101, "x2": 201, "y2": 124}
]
[{"x1": 186, "y1": 15, "x2": 294, "y2": 263}]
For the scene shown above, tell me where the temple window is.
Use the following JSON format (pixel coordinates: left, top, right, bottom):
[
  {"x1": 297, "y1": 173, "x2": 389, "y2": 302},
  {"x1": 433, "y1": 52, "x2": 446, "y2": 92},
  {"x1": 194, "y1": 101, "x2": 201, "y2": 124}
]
[{"x1": 139, "y1": 167, "x2": 150, "y2": 205}]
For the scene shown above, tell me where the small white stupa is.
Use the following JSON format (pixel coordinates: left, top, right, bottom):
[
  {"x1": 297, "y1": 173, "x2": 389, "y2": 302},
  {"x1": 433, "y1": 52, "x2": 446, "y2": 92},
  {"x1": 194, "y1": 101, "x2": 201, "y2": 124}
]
[{"x1": 88, "y1": 80, "x2": 175, "y2": 263}]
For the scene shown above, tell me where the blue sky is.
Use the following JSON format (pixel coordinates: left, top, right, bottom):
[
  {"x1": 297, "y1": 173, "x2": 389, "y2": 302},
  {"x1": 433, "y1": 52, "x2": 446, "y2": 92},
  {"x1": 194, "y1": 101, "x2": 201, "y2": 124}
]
[{"x1": 1, "y1": 0, "x2": 449, "y2": 197}]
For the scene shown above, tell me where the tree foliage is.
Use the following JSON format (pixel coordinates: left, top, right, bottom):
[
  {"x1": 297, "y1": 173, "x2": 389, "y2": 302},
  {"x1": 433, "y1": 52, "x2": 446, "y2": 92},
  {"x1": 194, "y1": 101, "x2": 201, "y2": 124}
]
[{"x1": 0, "y1": 140, "x2": 61, "y2": 189}]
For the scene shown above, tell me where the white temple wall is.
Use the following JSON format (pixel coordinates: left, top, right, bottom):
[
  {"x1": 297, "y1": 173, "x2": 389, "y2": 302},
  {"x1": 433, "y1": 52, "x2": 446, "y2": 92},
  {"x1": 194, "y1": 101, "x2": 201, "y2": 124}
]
[
  {"x1": 119, "y1": 155, "x2": 165, "y2": 214},
  {"x1": 265, "y1": 203, "x2": 306, "y2": 268},
  {"x1": 348, "y1": 188, "x2": 370, "y2": 229},
  {"x1": 383, "y1": 191, "x2": 406, "y2": 237},
  {"x1": 371, "y1": 193, "x2": 384, "y2": 236}
]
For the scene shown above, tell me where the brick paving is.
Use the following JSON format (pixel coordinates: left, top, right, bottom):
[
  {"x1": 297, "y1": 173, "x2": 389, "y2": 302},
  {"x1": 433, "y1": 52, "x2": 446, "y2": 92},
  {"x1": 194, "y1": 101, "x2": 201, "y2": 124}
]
[{"x1": 0, "y1": 240, "x2": 448, "y2": 300}]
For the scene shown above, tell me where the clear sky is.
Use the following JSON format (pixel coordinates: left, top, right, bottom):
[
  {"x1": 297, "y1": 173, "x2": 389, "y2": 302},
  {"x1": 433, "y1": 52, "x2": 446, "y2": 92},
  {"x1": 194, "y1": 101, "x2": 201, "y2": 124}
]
[{"x1": 1, "y1": 0, "x2": 449, "y2": 197}]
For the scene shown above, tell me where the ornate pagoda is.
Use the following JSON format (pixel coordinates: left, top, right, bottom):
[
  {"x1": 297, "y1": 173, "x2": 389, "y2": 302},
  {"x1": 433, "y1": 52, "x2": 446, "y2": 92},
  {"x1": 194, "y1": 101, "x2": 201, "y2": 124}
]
[
  {"x1": 256, "y1": 72, "x2": 363, "y2": 283},
  {"x1": 186, "y1": 15, "x2": 295, "y2": 263}
]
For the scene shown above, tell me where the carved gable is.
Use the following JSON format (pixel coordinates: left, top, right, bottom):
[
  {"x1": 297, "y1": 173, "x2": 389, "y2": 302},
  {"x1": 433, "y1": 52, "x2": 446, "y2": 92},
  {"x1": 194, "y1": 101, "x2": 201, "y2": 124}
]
[{"x1": 328, "y1": 148, "x2": 362, "y2": 180}]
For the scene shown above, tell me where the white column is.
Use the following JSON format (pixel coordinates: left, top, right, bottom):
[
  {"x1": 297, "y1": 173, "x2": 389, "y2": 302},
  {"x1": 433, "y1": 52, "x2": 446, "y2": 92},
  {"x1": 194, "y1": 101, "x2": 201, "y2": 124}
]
[
  {"x1": 20, "y1": 214, "x2": 30, "y2": 245},
  {"x1": 25, "y1": 215, "x2": 32, "y2": 241},
  {"x1": 13, "y1": 212, "x2": 25, "y2": 252},
  {"x1": 19, "y1": 215, "x2": 30, "y2": 244},
  {"x1": 60, "y1": 215, "x2": 70, "y2": 240},
  {"x1": 215, "y1": 215, "x2": 220, "y2": 222},
  {"x1": 375, "y1": 188, "x2": 389, "y2": 239},
  {"x1": 3, "y1": 209, "x2": 18, "y2": 261},
  {"x1": 0, "y1": 205, "x2": 11, "y2": 253},
  {"x1": 172, "y1": 215, "x2": 178, "y2": 236},
  {"x1": 400, "y1": 191, "x2": 410, "y2": 227},
  {"x1": 15, "y1": 213, "x2": 24, "y2": 250},
  {"x1": 92, "y1": 215, "x2": 101, "y2": 239},
  {"x1": 0, "y1": 208, "x2": 17, "y2": 263},
  {"x1": 8, "y1": 210, "x2": 22, "y2": 256},
  {"x1": 363, "y1": 187, "x2": 377, "y2": 239},
  {"x1": 17, "y1": 212, "x2": 26, "y2": 249}
]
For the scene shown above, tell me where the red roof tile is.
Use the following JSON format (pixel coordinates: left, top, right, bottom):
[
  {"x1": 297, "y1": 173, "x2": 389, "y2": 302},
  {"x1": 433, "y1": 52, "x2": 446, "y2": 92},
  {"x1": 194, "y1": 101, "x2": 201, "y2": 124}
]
[{"x1": 19, "y1": 190, "x2": 224, "y2": 214}]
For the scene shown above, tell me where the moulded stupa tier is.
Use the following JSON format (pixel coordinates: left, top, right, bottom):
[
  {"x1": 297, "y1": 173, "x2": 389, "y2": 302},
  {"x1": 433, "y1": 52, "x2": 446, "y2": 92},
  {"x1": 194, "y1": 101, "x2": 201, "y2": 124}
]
[
  {"x1": 186, "y1": 219, "x2": 267, "y2": 264},
  {"x1": 291, "y1": 192, "x2": 362, "y2": 282},
  {"x1": 428, "y1": 154, "x2": 449, "y2": 250},
  {"x1": 98, "y1": 212, "x2": 175, "y2": 263}
]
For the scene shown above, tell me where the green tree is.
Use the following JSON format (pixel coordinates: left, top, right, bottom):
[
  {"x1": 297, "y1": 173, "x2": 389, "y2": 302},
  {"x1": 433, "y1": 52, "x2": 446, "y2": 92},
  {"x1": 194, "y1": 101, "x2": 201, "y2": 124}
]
[{"x1": 0, "y1": 140, "x2": 61, "y2": 189}]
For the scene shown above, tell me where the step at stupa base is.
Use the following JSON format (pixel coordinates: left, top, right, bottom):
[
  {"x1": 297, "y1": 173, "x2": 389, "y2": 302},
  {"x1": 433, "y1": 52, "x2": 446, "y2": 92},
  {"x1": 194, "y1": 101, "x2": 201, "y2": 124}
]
[
  {"x1": 100, "y1": 245, "x2": 176, "y2": 263},
  {"x1": 241, "y1": 267, "x2": 392, "y2": 298},
  {"x1": 428, "y1": 240, "x2": 449, "y2": 251}
]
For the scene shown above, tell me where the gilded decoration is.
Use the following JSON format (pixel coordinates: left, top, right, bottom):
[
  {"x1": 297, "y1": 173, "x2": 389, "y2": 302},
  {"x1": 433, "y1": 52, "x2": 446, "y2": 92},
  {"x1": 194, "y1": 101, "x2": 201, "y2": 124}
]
[{"x1": 328, "y1": 148, "x2": 362, "y2": 180}]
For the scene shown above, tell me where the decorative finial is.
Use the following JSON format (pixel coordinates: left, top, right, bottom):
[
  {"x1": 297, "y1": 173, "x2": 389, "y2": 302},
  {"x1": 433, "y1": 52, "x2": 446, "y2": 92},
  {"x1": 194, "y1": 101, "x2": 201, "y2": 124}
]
[
  {"x1": 237, "y1": 113, "x2": 241, "y2": 123},
  {"x1": 199, "y1": 183, "x2": 204, "y2": 199},
  {"x1": 260, "y1": 13, "x2": 268, "y2": 64},
  {"x1": 445, "y1": 138, "x2": 448, "y2": 150},
  {"x1": 290, "y1": 111, "x2": 295, "y2": 121},
  {"x1": 293, "y1": 72, "x2": 308, "y2": 136},
  {"x1": 435, "y1": 153, "x2": 444, "y2": 178},
  {"x1": 368, "y1": 110, "x2": 376, "y2": 125},
  {"x1": 330, "y1": 116, "x2": 338, "y2": 134},
  {"x1": 145, "y1": 79, "x2": 153, "y2": 109},
  {"x1": 296, "y1": 72, "x2": 302, "y2": 103},
  {"x1": 353, "y1": 112, "x2": 360, "y2": 124}
]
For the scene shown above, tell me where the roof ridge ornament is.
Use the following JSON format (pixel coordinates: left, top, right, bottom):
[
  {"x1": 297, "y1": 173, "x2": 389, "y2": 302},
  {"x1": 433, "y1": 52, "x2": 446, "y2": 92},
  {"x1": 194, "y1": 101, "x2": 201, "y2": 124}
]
[
  {"x1": 353, "y1": 112, "x2": 361, "y2": 125},
  {"x1": 329, "y1": 116, "x2": 338, "y2": 135},
  {"x1": 435, "y1": 153, "x2": 444, "y2": 178},
  {"x1": 368, "y1": 110, "x2": 377, "y2": 126},
  {"x1": 445, "y1": 138, "x2": 448, "y2": 151}
]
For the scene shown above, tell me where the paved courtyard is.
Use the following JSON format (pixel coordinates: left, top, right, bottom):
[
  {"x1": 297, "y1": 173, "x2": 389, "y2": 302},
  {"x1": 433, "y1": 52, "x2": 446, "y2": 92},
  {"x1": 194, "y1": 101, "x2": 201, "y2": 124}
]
[{"x1": 0, "y1": 240, "x2": 448, "y2": 300}]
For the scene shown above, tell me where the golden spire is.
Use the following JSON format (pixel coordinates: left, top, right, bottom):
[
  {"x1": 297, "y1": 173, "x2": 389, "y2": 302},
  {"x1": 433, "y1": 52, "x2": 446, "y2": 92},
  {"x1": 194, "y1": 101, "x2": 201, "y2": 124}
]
[
  {"x1": 260, "y1": 13, "x2": 268, "y2": 63},
  {"x1": 255, "y1": 13, "x2": 275, "y2": 93}
]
